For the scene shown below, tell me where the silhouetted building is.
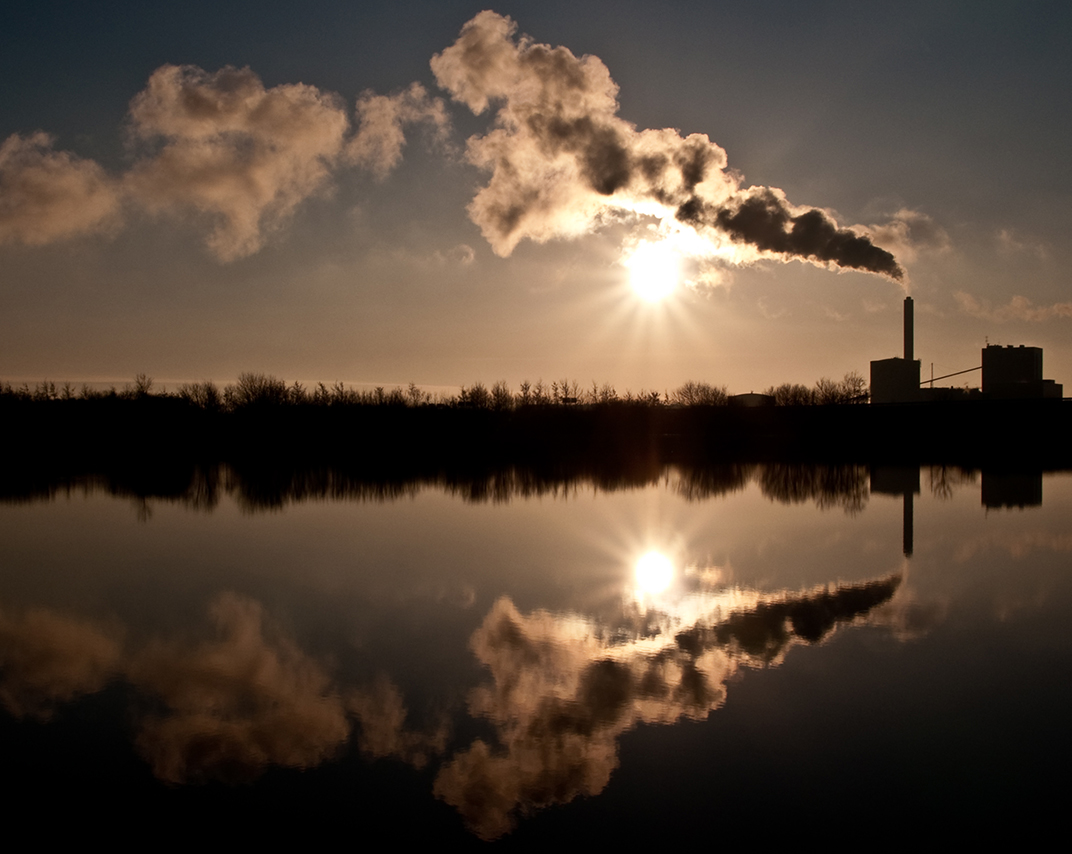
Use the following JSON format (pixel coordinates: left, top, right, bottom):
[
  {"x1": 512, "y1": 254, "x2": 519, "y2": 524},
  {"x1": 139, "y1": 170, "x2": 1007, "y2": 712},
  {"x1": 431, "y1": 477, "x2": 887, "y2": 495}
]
[
  {"x1": 982, "y1": 345, "x2": 1062, "y2": 399},
  {"x1": 870, "y1": 297, "x2": 920, "y2": 403},
  {"x1": 730, "y1": 392, "x2": 774, "y2": 407}
]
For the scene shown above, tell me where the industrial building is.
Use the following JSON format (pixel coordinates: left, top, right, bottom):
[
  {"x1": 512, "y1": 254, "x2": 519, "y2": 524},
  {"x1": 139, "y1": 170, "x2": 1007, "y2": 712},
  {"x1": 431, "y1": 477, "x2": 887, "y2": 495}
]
[
  {"x1": 870, "y1": 297, "x2": 921, "y2": 403},
  {"x1": 981, "y1": 345, "x2": 1062, "y2": 399},
  {"x1": 870, "y1": 297, "x2": 1063, "y2": 402}
]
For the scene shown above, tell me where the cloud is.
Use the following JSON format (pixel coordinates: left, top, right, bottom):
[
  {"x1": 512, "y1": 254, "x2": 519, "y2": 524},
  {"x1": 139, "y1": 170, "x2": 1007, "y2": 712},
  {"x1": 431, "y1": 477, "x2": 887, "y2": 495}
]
[
  {"x1": 348, "y1": 82, "x2": 450, "y2": 178},
  {"x1": 432, "y1": 12, "x2": 903, "y2": 280},
  {"x1": 865, "y1": 208, "x2": 951, "y2": 264},
  {"x1": 954, "y1": 291, "x2": 1072, "y2": 322},
  {"x1": 125, "y1": 64, "x2": 350, "y2": 261},
  {"x1": 995, "y1": 228, "x2": 1048, "y2": 260},
  {"x1": 0, "y1": 132, "x2": 122, "y2": 246},
  {"x1": 127, "y1": 593, "x2": 351, "y2": 784}
]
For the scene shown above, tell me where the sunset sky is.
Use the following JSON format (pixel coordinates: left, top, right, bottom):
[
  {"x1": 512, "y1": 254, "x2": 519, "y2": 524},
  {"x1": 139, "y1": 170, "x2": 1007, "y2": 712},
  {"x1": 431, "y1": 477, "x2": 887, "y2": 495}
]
[{"x1": 2, "y1": 1, "x2": 1070, "y2": 394}]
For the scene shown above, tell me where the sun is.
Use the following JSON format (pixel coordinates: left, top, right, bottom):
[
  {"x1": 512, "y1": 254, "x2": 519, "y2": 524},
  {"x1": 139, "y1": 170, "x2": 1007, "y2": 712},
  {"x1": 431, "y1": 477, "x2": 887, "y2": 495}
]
[
  {"x1": 624, "y1": 240, "x2": 681, "y2": 302},
  {"x1": 635, "y1": 550, "x2": 674, "y2": 595}
]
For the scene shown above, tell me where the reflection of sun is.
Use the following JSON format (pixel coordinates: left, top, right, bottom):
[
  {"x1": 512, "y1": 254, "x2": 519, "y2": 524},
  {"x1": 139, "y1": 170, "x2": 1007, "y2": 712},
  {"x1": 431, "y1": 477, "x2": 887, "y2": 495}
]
[
  {"x1": 624, "y1": 241, "x2": 680, "y2": 302},
  {"x1": 635, "y1": 551, "x2": 674, "y2": 594}
]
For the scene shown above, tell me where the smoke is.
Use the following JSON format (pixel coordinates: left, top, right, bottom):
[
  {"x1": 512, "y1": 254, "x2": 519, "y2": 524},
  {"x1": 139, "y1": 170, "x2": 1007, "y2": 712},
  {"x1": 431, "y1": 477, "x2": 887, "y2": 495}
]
[
  {"x1": 348, "y1": 82, "x2": 450, "y2": 179},
  {"x1": 432, "y1": 11, "x2": 904, "y2": 280},
  {"x1": 0, "y1": 132, "x2": 122, "y2": 246},
  {"x1": 125, "y1": 65, "x2": 351, "y2": 261}
]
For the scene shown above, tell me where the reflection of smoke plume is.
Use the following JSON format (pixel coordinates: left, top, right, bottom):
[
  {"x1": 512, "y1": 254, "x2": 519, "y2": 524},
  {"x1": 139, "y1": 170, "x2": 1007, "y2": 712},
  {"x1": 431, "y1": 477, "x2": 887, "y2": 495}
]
[
  {"x1": 126, "y1": 65, "x2": 350, "y2": 261},
  {"x1": 676, "y1": 575, "x2": 902, "y2": 664},
  {"x1": 0, "y1": 605, "x2": 123, "y2": 719},
  {"x1": 0, "y1": 133, "x2": 122, "y2": 245},
  {"x1": 432, "y1": 12, "x2": 903, "y2": 280},
  {"x1": 348, "y1": 82, "x2": 450, "y2": 179},
  {"x1": 128, "y1": 593, "x2": 351, "y2": 784},
  {"x1": 435, "y1": 575, "x2": 900, "y2": 839}
]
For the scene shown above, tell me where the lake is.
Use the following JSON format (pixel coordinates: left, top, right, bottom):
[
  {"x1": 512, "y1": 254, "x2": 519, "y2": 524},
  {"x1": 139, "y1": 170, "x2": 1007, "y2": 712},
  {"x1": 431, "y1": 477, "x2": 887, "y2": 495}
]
[{"x1": 1, "y1": 464, "x2": 1068, "y2": 844}]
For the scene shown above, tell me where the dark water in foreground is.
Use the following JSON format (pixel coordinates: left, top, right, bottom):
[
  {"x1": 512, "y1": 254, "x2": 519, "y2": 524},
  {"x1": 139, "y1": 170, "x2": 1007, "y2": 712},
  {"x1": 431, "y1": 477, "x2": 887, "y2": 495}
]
[{"x1": 1, "y1": 465, "x2": 1069, "y2": 844}]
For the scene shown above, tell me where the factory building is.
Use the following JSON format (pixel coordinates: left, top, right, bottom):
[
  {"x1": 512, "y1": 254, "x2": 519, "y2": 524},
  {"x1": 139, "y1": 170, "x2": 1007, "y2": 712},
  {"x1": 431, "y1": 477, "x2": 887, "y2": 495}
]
[
  {"x1": 871, "y1": 296, "x2": 1063, "y2": 402},
  {"x1": 981, "y1": 345, "x2": 1062, "y2": 399},
  {"x1": 870, "y1": 297, "x2": 921, "y2": 403}
]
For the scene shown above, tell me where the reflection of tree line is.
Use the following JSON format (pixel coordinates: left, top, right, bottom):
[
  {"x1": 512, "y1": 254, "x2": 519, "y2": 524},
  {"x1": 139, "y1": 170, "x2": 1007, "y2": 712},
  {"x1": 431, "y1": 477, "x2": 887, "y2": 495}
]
[
  {"x1": 5, "y1": 461, "x2": 878, "y2": 513},
  {"x1": 0, "y1": 573, "x2": 901, "y2": 839}
]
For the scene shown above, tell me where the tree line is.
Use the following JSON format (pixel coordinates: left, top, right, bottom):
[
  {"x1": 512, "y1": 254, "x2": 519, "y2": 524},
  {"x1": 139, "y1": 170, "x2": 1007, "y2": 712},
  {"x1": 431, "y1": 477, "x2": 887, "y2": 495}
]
[{"x1": 0, "y1": 371, "x2": 870, "y2": 410}]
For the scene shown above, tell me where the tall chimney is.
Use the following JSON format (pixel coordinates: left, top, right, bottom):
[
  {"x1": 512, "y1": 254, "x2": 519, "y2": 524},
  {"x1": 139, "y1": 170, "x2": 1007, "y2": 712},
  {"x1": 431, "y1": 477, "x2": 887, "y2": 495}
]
[{"x1": 904, "y1": 296, "x2": 914, "y2": 362}]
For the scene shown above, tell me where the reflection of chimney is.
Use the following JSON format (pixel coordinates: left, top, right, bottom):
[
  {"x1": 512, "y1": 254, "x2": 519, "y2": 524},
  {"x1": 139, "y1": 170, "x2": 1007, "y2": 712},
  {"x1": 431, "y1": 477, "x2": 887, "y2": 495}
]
[
  {"x1": 904, "y1": 296, "x2": 914, "y2": 362},
  {"x1": 903, "y1": 492, "x2": 913, "y2": 558}
]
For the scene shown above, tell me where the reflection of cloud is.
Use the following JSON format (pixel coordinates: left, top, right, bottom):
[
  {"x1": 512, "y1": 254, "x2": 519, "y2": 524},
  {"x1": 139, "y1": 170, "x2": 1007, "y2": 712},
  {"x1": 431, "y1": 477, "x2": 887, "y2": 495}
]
[
  {"x1": 871, "y1": 590, "x2": 948, "y2": 640},
  {"x1": 954, "y1": 530, "x2": 1072, "y2": 563},
  {"x1": 0, "y1": 132, "x2": 122, "y2": 245},
  {"x1": 0, "y1": 605, "x2": 123, "y2": 719},
  {"x1": 349, "y1": 676, "x2": 448, "y2": 769},
  {"x1": 431, "y1": 12, "x2": 902, "y2": 280},
  {"x1": 0, "y1": 593, "x2": 450, "y2": 786},
  {"x1": 435, "y1": 576, "x2": 900, "y2": 839},
  {"x1": 127, "y1": 593, "x2": 351, "y2": 784}
]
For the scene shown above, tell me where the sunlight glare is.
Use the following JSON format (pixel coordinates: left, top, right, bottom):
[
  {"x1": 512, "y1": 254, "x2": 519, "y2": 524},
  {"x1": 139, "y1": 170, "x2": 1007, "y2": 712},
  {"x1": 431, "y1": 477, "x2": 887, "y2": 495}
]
[
  {"x1": 625, "y1": 241, "x2": 681, "y2": 302},
  {"x1": 635, "y1": 550, "x2": 674, "y2": 595}
]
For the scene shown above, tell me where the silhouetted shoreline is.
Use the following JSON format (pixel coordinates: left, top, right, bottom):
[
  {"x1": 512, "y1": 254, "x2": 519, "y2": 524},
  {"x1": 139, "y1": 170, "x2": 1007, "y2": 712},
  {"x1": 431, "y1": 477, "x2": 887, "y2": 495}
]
[
  {"x1": 5, "y1": 392, "x2": 1070, "y2": 462},
  {"x1": 4, "y1": 391, "x2": 1069, "y2": 507}
]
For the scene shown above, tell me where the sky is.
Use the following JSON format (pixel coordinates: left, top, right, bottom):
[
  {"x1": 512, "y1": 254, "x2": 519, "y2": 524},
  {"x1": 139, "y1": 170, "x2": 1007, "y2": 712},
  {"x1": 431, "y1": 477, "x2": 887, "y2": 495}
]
[{"x1": 2, "y1": 0, "x2": 1070, "y2": 394}]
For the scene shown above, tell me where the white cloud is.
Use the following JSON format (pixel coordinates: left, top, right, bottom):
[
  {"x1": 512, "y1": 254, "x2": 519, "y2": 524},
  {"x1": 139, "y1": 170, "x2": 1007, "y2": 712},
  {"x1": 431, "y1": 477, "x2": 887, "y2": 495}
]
[
  {"x1": 0, "y1": 132, "x2": 122, "y2": 245},
  {"x1": 125, "y1": 65, "x2": 350, "y2": 261},
  {"x1": 348, "y1": 82, "x2": 450, "y2": 178}
]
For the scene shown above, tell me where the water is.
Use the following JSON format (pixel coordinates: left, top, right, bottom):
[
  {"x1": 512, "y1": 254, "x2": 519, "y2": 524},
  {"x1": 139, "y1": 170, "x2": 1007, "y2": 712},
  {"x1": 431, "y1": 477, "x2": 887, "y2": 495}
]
[{"x1": 1, "y1": 465, "x2": 1069, "y2": 844}]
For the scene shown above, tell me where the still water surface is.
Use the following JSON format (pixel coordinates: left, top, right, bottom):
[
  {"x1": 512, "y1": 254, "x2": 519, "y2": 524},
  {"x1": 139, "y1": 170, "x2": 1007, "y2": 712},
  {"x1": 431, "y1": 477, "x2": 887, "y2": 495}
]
[{"x1": 1, "y1": 466, "x2": 1069, "y2": 843}]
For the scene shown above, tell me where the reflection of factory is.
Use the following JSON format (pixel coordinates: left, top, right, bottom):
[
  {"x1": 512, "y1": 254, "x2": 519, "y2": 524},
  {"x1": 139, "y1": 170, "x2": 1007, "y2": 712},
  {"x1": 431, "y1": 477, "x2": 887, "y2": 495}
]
[
  {"x1": 870, "y1": 297, "x2": 1063, "y2": 403},
  {"x1": 871, "y1": 465, "x2": 1043, "y2": 558}
]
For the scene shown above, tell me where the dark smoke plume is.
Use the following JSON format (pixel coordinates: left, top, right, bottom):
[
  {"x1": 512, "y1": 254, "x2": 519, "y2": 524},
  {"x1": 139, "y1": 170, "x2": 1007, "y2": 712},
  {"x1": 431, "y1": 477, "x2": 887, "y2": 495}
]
[{"x1": 432, "y1": 11, "x2": 904, "y2": 281}]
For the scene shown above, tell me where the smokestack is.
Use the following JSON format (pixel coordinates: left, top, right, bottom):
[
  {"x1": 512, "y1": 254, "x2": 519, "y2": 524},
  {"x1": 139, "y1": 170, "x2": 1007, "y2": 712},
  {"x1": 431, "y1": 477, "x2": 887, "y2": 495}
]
[{"x1": 904, "y1": 296, "x2": 914, "y2": 362}]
